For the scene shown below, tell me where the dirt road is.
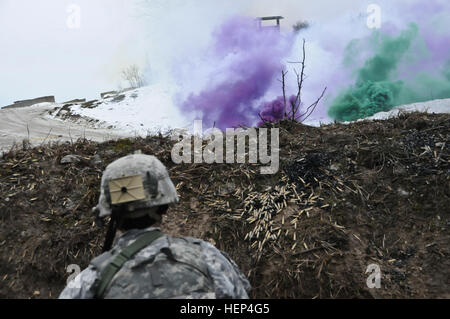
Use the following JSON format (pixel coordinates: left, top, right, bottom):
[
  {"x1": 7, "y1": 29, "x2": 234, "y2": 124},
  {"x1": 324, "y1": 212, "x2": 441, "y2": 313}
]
[{"x1": 0, "y1": 104, "x2": 127, "y2": 153}]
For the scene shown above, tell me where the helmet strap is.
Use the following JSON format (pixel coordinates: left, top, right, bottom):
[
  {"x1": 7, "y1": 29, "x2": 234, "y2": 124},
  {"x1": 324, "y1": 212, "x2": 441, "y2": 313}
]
[{"x1": 102, "y1": 213, "x2": 118, "y2": 252}]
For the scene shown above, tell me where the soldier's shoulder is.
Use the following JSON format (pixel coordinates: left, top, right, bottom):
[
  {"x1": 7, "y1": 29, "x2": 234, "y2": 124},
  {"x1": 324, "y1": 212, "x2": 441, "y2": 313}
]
[
  {"x1": 59, "y1": 266, "x2": 99, "y2": 299},
  {"x1": 90, "y1": 250, "x2": 115, "y2": 270},
  {"x1": 169, "y1": 236, "x2": 224, "y2": 253},
  {"x1": 173, "y1": 235, "x2": 209, "y2": 245}
]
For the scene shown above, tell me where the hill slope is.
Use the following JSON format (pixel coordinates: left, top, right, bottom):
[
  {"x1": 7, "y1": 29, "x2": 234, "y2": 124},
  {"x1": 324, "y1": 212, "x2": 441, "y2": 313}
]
[{"x1": 0, "y1": 112, "x2": 448, "y2": 299}]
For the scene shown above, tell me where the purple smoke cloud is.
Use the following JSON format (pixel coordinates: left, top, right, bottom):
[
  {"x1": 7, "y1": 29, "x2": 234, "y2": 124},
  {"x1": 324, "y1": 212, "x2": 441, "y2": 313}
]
[
  {"x1": 181, "y1": 16, "x2": 295, "y2": 129},
  {"x1": 258, "y1": 96, "x2": 286, "y2": 125},
  {"x1": 257, "y1": 95, "x2": 304, "y2": 125}
]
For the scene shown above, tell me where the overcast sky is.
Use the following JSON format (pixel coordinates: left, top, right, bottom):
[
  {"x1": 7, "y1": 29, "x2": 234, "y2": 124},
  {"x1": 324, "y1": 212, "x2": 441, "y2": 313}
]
[{"x1": 0, "y1": 0, "x2": 380, "y2": 107}]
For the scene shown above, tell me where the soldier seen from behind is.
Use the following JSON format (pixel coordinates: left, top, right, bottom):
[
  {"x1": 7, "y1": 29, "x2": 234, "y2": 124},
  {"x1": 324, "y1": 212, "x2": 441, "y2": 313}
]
[{"x1": 59, "y1": 154, "x2": 251, "y2": 299}]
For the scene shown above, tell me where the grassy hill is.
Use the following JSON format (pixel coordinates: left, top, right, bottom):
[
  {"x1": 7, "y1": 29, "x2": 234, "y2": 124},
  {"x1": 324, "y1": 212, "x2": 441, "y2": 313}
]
[{"x1": 0, "y1": 112, "x2": 448, "y2": 298}]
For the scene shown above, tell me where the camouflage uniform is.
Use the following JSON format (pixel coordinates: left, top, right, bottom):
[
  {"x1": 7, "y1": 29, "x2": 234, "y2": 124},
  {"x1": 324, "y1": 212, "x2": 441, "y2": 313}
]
[
  {"x1": 60, "y1": 154, "x2": 250, "y2": 299},
  {"x1": 59, "y1": 227, "x2": 251, "y2": 299}
]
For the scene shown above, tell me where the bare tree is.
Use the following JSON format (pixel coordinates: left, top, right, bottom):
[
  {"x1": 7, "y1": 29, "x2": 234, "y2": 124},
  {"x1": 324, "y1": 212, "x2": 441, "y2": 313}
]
[
  {"x1": 122, "y1": 64, "x2": 146, "y2": 89},
  {"x1": 282, "y1": 39, "x2": 327, "y2": 122}
]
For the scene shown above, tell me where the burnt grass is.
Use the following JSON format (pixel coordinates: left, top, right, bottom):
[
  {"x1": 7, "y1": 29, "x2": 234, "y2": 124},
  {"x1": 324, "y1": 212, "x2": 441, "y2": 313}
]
[{"x1": 0, "y1": 112, "x2": 449, "y2": 299}]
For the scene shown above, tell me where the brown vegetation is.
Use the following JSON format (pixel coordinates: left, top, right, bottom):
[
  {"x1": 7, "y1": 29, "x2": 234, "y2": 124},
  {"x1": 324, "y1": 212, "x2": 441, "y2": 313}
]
[{"x1": 0, "y1": 112, "x2": 448, "y2": 298}]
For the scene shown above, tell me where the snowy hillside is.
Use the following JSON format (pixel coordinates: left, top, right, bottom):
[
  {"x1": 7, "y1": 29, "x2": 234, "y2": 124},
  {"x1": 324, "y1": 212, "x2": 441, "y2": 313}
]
[
  {"x1": 46, "y1": 84, "x2": 450, "y2": 134},
  {"x1": 60, "y1": 85, "x2": 191, "y2": 135},
  {"x1": 303, "y1": 98, "x2": 450, "y2": 127}
]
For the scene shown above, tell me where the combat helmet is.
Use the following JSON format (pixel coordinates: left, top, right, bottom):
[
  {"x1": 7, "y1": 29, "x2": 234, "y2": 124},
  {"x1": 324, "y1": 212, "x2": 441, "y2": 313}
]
[{"x1": 95, "y1": 153, "x2": 179, "y2": 219}]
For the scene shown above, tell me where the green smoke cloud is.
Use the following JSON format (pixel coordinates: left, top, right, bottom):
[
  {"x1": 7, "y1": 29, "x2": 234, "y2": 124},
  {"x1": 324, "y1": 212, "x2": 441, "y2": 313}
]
[{"x1": 328, "y1": 23, "x2": 450, "y2": 121}]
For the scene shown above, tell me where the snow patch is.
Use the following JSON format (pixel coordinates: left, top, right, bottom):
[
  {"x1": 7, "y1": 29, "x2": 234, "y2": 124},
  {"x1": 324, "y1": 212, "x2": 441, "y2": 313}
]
[
  {"x1": 303, "y1": 98, "x2": 450, "y2": 127},
  {"x1": 70, "y1": 85, "x2": 191, "y2": 136},
  {"x1": 67, "y1": 83, "x2": 450, "y2": 132}
]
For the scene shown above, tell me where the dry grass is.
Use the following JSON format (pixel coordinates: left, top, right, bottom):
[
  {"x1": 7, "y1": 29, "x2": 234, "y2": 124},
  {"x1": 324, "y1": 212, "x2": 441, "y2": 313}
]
[{"x1": 0, "y1": 112, "x2": 448, "y2": 299}]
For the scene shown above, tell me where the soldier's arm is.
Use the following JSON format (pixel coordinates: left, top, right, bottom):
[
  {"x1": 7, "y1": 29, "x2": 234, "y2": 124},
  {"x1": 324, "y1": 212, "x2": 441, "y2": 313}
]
[
  {"x1": 201, "y1": 241, "x2": 252, "y2": 299},
  {"x1": 58, "y1": 266, "x2": 98, "y2": 299}
]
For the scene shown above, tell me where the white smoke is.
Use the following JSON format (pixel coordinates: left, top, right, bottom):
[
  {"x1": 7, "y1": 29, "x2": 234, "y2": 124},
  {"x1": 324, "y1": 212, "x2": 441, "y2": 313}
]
[
  {"x1": 0, "y1": 0, "x2": 367, "y2": 107},
  {"x1": 3, "y1": 0, "x2": 446, "y2": 118},
  {"x1": 0, "y1": 0, "x2": 144, "y2": 106}
]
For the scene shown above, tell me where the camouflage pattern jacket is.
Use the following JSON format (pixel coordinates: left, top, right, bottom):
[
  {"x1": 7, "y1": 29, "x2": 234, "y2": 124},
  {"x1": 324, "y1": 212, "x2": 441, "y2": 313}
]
[{"x1": 59, "y1": 227, "x2": 251, "y2": 299}]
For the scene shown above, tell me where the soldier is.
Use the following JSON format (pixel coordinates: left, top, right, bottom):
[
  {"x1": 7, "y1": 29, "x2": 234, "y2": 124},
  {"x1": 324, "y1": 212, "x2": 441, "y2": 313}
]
[{"x1": 59, "y1": 154, "x2": 251, "y2": 299}]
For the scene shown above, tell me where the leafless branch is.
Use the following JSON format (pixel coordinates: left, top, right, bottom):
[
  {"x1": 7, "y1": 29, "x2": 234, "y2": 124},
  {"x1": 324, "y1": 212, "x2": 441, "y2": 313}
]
[
  {"x1": 297, "y1": 87, "x2": 327, "y2": 122},
  {"x1": 280, "y1": 70, "x2": 288, "y2": 118},
  {"x1": 41, "y1": 128, "x2": 53, "y2": 146},
  {"x1": 280, "y1": 39, "x2": 326, "y2": 124},
  {"x1": 122, "y1": 64, "x2": 146, "y2": 89},
  {"x1": 258, "y1": 112, "x2": 270, "y2": 126},
  {"x1": 290, "y1": 39, "x2": 306, "y2": 120}
]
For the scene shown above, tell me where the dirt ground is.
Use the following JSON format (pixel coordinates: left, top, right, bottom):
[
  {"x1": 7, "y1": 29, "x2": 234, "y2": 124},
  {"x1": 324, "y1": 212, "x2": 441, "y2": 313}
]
[{"x1": 0, "y1": 112, "x2": 448, "y2": 299}]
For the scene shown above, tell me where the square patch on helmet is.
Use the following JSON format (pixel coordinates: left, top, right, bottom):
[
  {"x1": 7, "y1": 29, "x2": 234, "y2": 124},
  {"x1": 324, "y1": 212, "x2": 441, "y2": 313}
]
[{"x1": 108, "y1": 175, "x2": 146, "y2": 205}]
